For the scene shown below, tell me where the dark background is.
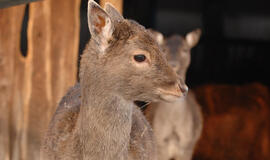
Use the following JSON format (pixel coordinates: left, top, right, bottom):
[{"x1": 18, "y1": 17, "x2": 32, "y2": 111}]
[{"x1": 79, "y1": 0, "x2": 270, "y2": 88}]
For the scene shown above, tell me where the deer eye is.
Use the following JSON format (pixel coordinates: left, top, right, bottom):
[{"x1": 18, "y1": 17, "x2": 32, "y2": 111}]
[{"x1": 134, "y1": 54, "x2": 146, "y2": 62}]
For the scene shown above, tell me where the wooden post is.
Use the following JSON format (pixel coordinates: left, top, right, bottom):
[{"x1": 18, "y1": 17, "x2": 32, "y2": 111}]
[
  {"x1": 0, "y1": 0, "x2": 80, "y2": 159},
  {"x1": 99, "y1": 0, "x2": 123, "y2": 14},
  {"x1": 0, "y1": 5, "x2": 26, "y2": 160}
]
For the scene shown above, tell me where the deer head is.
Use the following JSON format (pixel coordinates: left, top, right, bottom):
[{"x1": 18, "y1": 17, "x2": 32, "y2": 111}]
[
  {"x1": 166, "y1": 29, "x2": 201, "y2": 82},
  {"x1": 79, "y1": 1, "x2": 188, "y2": 104},
  {"x1": 150, "y1": 29, "x2": 201, "y2": 82}
]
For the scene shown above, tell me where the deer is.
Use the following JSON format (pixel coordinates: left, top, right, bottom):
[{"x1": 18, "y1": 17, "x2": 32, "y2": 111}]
[
  {"x1": 41, "y1": 1, "x2": 188, "y2": 160},
  {"x1": 144, "y1": 29, "x2": 203, "y2": 160}
]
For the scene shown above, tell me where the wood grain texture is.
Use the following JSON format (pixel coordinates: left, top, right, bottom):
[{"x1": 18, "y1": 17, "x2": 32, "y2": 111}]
[
  {"x1": 100, "y1": 0, "x2": 123, "y2": 14},
  {"x1": 0, "y1": 5, "x2": 26, "y2": 160},
  {"x1": 0, "y1": 0, "x2": 80, "y2": 159}
]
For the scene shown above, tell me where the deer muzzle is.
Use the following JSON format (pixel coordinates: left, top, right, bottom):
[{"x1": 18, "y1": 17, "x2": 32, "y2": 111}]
[{"x1": 157, "y1": 80, "x2": 188, "y2": 102}]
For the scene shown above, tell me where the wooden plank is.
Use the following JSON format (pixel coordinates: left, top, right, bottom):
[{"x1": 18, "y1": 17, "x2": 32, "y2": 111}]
[
  {"x1": 23, "y1": 0, "x2": 80, "y2": 159},
  {"x1": 100, "y1": 0, "x2": 123, "y2": 14},
  {"x1": 0, "y1": 0, "x2": 80, "y2": 159},
  {"x1": 0, "y1": 5, "x2": 26, "y2": 160},
  {"x1": 21, "y1": 1, "x2": 52, "y2": 159}
]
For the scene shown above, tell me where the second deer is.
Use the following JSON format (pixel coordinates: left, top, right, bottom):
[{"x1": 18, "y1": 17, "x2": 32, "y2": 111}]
[{"x1": 145, "y1": 29, "x2": 203, "y2": 160}]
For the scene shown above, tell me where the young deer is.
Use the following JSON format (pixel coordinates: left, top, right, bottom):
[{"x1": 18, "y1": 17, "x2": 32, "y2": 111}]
[
  {"x1": 144, "y1": 29, "x2": 203, "y2": 160},
  {"x1": 41, "y1": 1, "x2": 187, "y2": 160}
]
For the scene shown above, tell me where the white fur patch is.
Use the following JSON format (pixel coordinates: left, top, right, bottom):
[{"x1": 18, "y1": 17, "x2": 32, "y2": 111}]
[{"x1": 99, "y1": 17, "x2": 113, "y2": 53}]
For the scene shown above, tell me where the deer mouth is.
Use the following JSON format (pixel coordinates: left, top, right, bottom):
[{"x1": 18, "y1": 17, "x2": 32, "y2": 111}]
[
  {"x1": 159, "y1": 93, "x2": 182, "y2": 102},
  {"x1": 156, "y1": 83, "x2": 188, "y2": 102}
]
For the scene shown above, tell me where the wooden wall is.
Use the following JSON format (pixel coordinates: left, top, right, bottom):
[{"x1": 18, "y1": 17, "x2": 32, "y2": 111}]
[{"x1": 0, "y1": 0, "x2": 81, "y2": 159}]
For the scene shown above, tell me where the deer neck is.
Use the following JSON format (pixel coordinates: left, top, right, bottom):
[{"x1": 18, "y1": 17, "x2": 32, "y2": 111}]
[{"x1": 78, "y1": 54, "x2": 133, "y2": 159}]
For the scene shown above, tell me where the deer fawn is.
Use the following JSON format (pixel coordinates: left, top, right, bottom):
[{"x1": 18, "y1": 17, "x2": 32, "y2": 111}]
[
  {"x1": 41, "y1": 1, "x2": 187, "y2": 160},
  {"x1": 144, "y1": 29, "x2": 203, "y2": 160}
]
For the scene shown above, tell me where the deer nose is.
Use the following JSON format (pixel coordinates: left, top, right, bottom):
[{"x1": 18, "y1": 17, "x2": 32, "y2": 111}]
[
  {"x1": 178, "y1": 79, "x2": 188, "y2": 96},
  {"x1": 178, "y1": 83, "x2": 188, "y2": 96},
  {"x1": 169, "y1": 61, "x2": 179, "y2": 72}
]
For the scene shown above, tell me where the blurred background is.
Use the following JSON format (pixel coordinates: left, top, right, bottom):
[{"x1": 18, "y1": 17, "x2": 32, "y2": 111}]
[{"x1": 1, "y1": 0, "x2": 270, "y2": 160}]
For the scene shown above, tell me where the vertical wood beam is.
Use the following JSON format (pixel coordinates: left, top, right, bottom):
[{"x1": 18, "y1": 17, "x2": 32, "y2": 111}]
[
  {"x1": 23, "y1": 0, "x2": 81, "y2": 159},
  {"x1": 99, "y1": 0, "x2": 123, "y2": 14},
  {"x1": 0, "y1": 0, "x2": 80, "y2": 159},
  {"x1": 0, "y1": 5, "x2": 26, "y2": 160}
]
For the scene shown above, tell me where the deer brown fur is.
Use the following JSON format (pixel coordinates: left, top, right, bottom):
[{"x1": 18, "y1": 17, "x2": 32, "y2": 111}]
[
  {"x1": 41, "y1": 1, "x2": 187, "y2": 160},
  {"x1": 41, "y1": 83, "x2": 156, "y2": 160},
  {"x1": 144, "y1": 29, "x2": 203, "y2": 160}
]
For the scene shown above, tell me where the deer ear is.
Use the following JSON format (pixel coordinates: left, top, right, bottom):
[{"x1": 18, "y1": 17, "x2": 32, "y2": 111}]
[
  {"x1": 88, "y1": 0, "x2": 114, "y2": 52},
  {"x1": 104, "y1": 2, "x2": 124, "y2": 22},
  {"x1": 147, "y1": 29, "x2": 164, "y2": 46},
  {"x1": 186, "y1": 28, "x2": 202, "y2": 48}
]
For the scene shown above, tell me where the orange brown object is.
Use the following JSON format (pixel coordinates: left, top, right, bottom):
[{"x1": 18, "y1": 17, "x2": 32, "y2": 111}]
[{"x1": 193, "y1": 83, "x2": 270, "y2": 160}]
